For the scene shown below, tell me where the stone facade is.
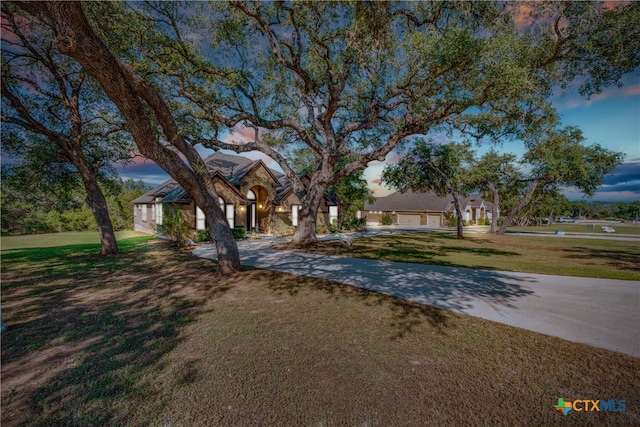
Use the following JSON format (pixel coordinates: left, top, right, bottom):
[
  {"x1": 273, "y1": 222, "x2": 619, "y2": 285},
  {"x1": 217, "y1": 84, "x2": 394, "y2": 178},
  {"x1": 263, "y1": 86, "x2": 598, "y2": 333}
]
[{"x1": 132, "y1": 152, "x2": 336, "y2": 236}]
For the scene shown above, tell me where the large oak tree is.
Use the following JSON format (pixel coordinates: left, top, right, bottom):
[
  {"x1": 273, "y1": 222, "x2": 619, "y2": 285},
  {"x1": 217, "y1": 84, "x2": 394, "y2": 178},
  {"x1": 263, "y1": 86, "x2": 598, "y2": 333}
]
[
  {"x1": 2, "y1": 5, "x2": 130, "y2": 254},
  {"x1": 13, "y1": 1, "x2": 242, "y2": 274},
  {"x1": 13, "y1": 1, "x2": 640, "y2": 253},
  {"x1": 120, "y1": 0, "x2": 638, "y2": 246}
]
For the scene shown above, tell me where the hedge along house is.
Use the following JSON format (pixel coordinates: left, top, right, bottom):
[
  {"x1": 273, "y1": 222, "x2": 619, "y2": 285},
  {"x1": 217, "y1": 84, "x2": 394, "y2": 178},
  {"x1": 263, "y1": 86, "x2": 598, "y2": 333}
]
[
  {"x1": 132, "y1": 152, "x2": 338, "y2": 236},
  {"x1": 360, "y1": 190, "x2": 494, "y2": 227}
]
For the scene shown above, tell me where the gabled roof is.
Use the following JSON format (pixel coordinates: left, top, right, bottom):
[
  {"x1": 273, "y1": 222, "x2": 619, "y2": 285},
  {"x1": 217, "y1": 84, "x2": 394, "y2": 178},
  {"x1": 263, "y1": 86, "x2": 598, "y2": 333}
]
[
  {"x1": 204, "y1": 151, "x2": 253, "y2": 172},
  {"x1": 132, "y1": 152, "x2": 287, "y2": 204},
  {"x1": 364, "y1": 190, "x2": 454, "y2": 212},
  {"x1": 365, "y1": 190, "x2": 491, "y2": 213},
  {"x1": 131, "y1": 178, "x2": 177, "y2": 204},
  {"x1": 159, "y1": 186, "x2": 189, "y2": 203}
]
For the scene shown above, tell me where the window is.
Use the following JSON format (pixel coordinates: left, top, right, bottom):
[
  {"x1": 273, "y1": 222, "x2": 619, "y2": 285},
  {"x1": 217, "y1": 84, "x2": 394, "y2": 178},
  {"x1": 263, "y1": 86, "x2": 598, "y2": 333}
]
[
  {"x1": 226, "y1": 204, "x2": 235, "y2": 228},
  {"x1": 292, "y1": 205, "x2": 300, "y2": 226},
  {"x1": 329, "y1": 206, "x2": 338, "y2": 225},
  {"x1": 218, "y1": 197, "x2": 225, "y2": 211},
  {"x1": 246, "y1": 189, "x2": 256, "y2": 200},
  {"x1": 156, "y1": 203, "x2": 163, "y2": 225},
  {"x1": 196, "y1": 206, "x2": 206, "y2": 230}
]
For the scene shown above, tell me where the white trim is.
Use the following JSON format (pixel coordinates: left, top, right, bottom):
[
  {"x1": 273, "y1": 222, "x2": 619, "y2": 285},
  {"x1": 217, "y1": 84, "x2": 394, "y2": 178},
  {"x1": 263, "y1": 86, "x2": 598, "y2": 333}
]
[
  {"x1": 292, "y1": 205, "x2": 300, "y2": 226},
  {"x1": 226, "y1": 204, "x2": 235, "y2": 228},
  {"x1": 329, "y1": 206, "x2": 338, "y2": 225},
  {"x1": 196, "y1": 206, "x2": 206, "y2": 230},
  {"x1": 156, "y1": 203, "x2": 163, "y2": 225}
]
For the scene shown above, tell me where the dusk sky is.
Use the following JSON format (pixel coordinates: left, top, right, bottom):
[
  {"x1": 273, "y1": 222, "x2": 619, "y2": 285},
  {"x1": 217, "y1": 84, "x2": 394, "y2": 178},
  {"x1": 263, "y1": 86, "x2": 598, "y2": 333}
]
[{"x1": 117, "y1": 73, "x2": 640, "y2": 202}]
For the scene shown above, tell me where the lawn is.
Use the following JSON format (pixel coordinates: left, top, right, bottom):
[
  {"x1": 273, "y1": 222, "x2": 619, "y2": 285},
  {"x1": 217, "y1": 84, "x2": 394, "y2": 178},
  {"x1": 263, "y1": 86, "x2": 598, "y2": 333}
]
[
  {"x1": 0, "y1": 230, "x2": 150, "y2": 250},
  {"x1": 296, "y1": 232, "x2": 640, "y2": 280},
  {"x1": 508, "y1": 222, "x2": 640, "y2": 235},
  {"x1": 1, "y1": 235, "x2": 639, "y2": 426}
]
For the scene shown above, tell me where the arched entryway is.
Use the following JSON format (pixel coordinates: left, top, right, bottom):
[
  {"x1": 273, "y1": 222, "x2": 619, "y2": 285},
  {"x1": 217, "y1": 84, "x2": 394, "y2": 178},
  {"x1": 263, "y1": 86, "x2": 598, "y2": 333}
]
[{"x1": 246, "y1": 186, "x2": 269, "y2": 232}]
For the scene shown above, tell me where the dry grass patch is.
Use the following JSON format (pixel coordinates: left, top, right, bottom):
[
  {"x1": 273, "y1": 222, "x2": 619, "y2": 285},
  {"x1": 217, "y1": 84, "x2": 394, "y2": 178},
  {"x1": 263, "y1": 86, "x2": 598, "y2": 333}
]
[
  {"x1": 289, "y1": 232, "x2": 640, "y2": 280},
  {"x1": 2, "y1": 237, "x2": 638, "y2": 426}
]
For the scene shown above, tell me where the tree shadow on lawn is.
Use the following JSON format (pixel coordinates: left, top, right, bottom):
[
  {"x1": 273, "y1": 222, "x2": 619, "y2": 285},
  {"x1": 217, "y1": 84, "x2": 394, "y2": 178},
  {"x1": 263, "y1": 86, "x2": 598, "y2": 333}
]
[
  {"x1": 1, "y1": 240, "x2": 230, "y2": 427},
  {"x1": 303, "y1": 238, "x2": 520, "y2": 269},
  {"x1": 248, "y1": 250, "x2": 536, "y2": 340},
  {"x1": 561, "y1": 246, "x2": 640, "y2": 272},
  {"x1": 264, "y1": 272, "x2": 451, "y2": 340}
]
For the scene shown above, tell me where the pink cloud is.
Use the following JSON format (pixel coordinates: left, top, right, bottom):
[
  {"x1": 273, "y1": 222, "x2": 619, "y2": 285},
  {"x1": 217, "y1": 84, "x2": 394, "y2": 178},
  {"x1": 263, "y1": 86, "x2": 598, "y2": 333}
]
[
  {"x1": 602, "y1": 1, "x2": 631, "y2": 10},
  {"x1": 623, "y1": 84, "x2": 640, "y2": 97},
  {"x1": 223, "y1": 123, "x2": 258, "y2": 144},
  {"x1": 557, "y1": 82, "x2": 640, "y2": 108},
  {"x1": 507, "y1": 3, "x2": 536, "y2": 31}
]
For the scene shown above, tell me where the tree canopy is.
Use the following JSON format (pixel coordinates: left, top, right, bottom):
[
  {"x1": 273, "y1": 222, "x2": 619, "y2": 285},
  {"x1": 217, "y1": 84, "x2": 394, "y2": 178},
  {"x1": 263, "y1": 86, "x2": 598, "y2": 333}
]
[
  {"x1": 10, "y1": 0, "x2": 640, "y2": 249},
  {"x1": 1, "y1": 3, "x2": 134, "y2": 254}
]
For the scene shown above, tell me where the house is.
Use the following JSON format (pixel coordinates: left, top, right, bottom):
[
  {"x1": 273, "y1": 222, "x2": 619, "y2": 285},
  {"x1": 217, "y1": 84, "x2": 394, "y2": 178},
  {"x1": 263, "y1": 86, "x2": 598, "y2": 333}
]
[
  {"x1": 132, "y1": 152, "x2": 338, "y2": 235},
  {"x1": 360, "y1": 190, "x2": 493, "y2": 227}
]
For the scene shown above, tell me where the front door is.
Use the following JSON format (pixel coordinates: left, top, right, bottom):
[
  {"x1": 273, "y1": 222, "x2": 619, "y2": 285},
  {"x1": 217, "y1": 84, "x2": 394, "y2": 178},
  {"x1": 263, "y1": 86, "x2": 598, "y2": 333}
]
[{"x1": 247, "y1": 203, "x2": 257, "y2": 231}]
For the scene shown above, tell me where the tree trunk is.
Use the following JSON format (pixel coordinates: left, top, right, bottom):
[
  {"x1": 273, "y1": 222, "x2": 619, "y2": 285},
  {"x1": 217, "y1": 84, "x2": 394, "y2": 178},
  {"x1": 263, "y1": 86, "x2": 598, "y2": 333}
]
[
  {"x1": 451, "y1": 192, "x2": 464, "y2": 240},
  {"x1": 291, "y1": 180, "x2": 329, "y2": 247},
  {"x1": 488, "y1": 184, "x2": 500, "y2": 234},
  {"x1": 292, "y1": 207, "x2": 318, "y2": 246},
  {"x1": 205, "y1": 205, "x2": 240, "y2": 275},
  {"x1": 497, "y1": 180, "x2": 540, "y2": 235},
  {"x1": 65, "y1": 145, "x2": 120, "y2": 255},
  {"x1": 81, "y1": 169, "x2": 119, "y2": 255}
]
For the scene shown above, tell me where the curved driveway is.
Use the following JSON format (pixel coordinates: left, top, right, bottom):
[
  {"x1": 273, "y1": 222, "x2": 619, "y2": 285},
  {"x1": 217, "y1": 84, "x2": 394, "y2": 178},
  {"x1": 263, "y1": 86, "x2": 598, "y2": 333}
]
[{"x1": 193, "y1": 234, "x2": 640, "y2": 357}]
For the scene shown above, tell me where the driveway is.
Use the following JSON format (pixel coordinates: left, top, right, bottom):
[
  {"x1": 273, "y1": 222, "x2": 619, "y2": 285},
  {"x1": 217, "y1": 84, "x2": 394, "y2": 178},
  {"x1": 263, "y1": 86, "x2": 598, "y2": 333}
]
[{"x1": 193, "y1": 237, "x2": 640, "y2": 357}]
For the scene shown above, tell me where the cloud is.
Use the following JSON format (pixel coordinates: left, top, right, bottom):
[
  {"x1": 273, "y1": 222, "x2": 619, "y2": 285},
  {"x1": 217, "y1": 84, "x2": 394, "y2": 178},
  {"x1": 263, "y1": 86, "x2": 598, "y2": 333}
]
[
  {"x1": 602, "y1": 1, "x2": 631, "y2": 9},
  {"x1": 114, "y1": 158, "x2": 169, "y2": 185},
  {"x1": 223, "y1": 123, "x2": 258, "y2": 144},
  {"x1": 555, "y1": 79, "x2": 640, "y2": 109},
  {"x1": 507, "y1": 3, "x2": 536, "y2": 30},
  {"x1": 602, "y1": 161, "x2": 640, "y2": 186}
]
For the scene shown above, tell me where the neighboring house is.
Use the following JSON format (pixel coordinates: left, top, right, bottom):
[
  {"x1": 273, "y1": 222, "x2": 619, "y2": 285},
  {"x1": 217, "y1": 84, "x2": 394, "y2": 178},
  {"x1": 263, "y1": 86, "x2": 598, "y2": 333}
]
[
  {"x1": 132, "y1": 152, "x2": 338, "y2": 235},
  {"x1": 360, "y1": 190, "x2": 494, "y2": 227}
]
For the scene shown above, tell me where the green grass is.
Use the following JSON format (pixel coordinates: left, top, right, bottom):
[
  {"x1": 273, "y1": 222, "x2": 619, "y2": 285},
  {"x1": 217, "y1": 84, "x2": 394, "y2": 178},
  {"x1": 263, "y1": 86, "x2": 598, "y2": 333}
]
[
  {"x1": 0, "y1": 230, "x2": 150, "y2": 251},
  {"x1": 508, "y1": 222, "x2": 640, "y2": 235},
  {"x1": 1, "y1": 237, "x2": 639, "y2": 426},
  {"x1": 296, "y1": 232, "x2": 640, "y2": 280}
]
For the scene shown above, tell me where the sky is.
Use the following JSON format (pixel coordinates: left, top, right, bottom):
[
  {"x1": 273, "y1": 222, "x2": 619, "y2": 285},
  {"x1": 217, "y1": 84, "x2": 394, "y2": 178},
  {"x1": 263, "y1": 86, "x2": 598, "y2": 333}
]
[{"x1": 116, "y1": 72, "x2": 640, "y2": 202}]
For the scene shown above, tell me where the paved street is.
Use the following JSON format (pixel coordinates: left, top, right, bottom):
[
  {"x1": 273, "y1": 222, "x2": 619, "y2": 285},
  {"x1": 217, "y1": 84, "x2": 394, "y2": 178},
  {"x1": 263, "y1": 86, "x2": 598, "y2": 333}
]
[{"x1": 194, "y1": 234, "x2": 640, "y2": 357}]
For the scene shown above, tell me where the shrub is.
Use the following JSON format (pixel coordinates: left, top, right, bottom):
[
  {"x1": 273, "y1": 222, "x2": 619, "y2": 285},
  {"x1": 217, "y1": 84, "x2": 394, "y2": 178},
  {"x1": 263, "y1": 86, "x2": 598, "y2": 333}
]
[
  {"x1": 197, "y1": 230, "x2": 211, "y2": 242},
  {"x1": 232, "y1": 226, "x2": 247, "y2": 239},
  {"x1": 380, "y1": 213, "x2": 393, "y2": 225},
  {"x1": 22, "y1": 211, "x2": 62, "y2": 234},
  {"x1": 449, "y1": 216, "x2": 458, "y2": 228},
  {"x1": 350, "y1": 217, "x2": 366, "y2": 231},
  {"x1": 163, "y1": 205, "x2": 193, "y2": 245}
]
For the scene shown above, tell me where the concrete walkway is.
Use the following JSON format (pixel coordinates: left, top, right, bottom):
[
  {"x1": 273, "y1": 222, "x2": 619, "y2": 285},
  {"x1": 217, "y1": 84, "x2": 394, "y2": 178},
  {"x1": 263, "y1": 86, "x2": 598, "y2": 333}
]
[{"x1": 193, "y1": 236, "x2": 640, "y2": 357}]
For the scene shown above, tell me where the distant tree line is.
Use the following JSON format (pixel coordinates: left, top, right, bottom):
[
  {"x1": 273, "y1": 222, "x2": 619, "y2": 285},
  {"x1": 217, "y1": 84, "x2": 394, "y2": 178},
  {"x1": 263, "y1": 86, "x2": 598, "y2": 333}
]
[{"x1": 1, "y1": 166, "x2": 148, "y2": 234}]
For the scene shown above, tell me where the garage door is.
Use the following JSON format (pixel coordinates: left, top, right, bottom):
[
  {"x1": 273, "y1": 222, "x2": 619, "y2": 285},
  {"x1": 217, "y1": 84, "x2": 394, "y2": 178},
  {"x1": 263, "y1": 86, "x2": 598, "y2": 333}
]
[
  {"x1": 426, "y1": 214, "x2": 440, "y2": 228},
  {"x1": 398, "y1": 214, "x2": 421, "y2": 226}
]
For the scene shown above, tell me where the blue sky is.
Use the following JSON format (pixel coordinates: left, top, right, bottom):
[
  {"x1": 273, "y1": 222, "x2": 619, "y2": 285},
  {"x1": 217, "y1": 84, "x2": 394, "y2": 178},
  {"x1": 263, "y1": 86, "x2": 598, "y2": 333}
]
[{"x1": 118, "y1": 72, "x2": 640, "y2": 202}]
